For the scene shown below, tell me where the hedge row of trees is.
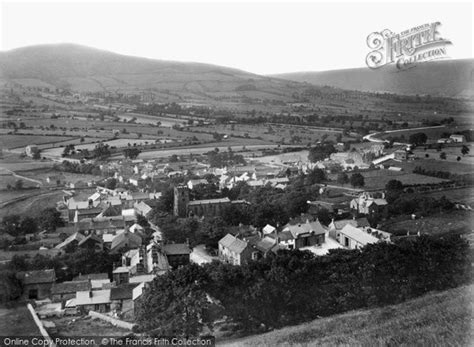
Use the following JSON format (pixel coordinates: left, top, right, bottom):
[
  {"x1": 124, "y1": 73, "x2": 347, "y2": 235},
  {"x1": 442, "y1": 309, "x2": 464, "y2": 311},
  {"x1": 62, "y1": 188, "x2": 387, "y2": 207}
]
[{"x1": 135, "y1": 235, "x2": 471, "y2": 336}]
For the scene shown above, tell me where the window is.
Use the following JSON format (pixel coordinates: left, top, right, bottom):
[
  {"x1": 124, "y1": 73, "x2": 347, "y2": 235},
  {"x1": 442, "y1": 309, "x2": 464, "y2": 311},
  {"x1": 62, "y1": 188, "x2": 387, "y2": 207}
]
[{"x1": 344, "y1": 237, "x2": 349, "y2": 247}]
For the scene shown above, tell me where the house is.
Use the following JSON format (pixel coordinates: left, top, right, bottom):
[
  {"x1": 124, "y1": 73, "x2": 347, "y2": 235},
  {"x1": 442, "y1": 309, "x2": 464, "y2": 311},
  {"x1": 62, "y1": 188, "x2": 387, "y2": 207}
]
[
  {"x1": 67, "y1": 289, "x2": 111, "y2": 314},
  {"x1": 162, "y1": 243, "x2": 191, "y2": 268},
  {"x1": 16, "y1": 269, "x2": 56, "y2": 300},
  {"x1": 250, "y1": 236, "x2": 282, "y2": 260},
  {"x1": 25, "y1": 144, "x2": 39, "y2": 157},
  {"x1": 336, "y1": 224, "x2": 379, "y2": 249},
  {"x1": 218, "y1": 234, "x2": 253, "y2": 266},
  {"x1": 350, "y1": 193, "x2": 388, "y2": 216},
  {"x1": 283, "y1": 220, "x2": 327, "y2": 249},
  {"x1": 110, "y1": 231, "x2": 143, "y2": 254},
  {"x1": 110, "y1": 283, "x2": 138, "y2": 318},
  {"x1": 76, "y1": 217, "x2": 126, "y2": 235},
  {"x1": 51, "y1": 280, "x2": 91, "y2": 302},
  {"x1": 394, "y1": 150, "x2": 407, "y2": 161},
  {"x1": 134, "y1": 201, "x2": 153, "y2": 219},
  {"x1": 262, "y1": 224, "x2": 276, "y2": 235},
  {"x1": 72, "y1": 273, "x2": 110, "y2": 290},
  {"x1": 187, "y1": 179, "x2": 208, "y2": 190},
  {"x1": 55, "y1": 232, "x2": 86, "y2": 252},
  {"x1": 450, "y1": 134, "x2": 466, "y2": 143},
  {"x1": 113, "y1": 267, "x2": 131, "y2": 285}
]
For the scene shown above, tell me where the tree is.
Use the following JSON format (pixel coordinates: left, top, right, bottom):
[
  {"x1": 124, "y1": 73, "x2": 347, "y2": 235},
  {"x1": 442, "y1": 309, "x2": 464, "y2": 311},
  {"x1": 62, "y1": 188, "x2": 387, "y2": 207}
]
[
  {"x1": 306, "y1": 168, "x2": 326, "y2": 185},
  {"x1": 135, "y1": 264, "x2": 212, "y2": 336},
  {"x1": 308, "y1": 144, "x2": 336, "y2": 162},
  {"x1": 336, "y1": 172, "x2": 349, "y2": 185},
  {"x1": 461, "y1": 145, "x2": 469, "y2": 156},
  {"x1": 37, "y1": 208, "x2": 64, "y2": 231},
  {"x1": 20, "y1": 217, "x2": 38, "y2": 235},
  {"x1": 105, "y1": 178, "x2": 117, "y2": 190},
  {"x1": 350, "y1": 173, "x2": 365, "y2": 188},
  {"x1": 408, "y1": 133, "x2": 427, "y2": 146},
  {"x1": 32, "y1": 150, "x2": 41, "y2": 160},
  {"x1": 385, "y1": 179, "x2": 403, "y2": 203},
  {"x1": 14, "y1": 179, "x2": 23, "y2": 190},
  {"x1": 1, "y1": 215, "x2": 21, "y2": 236}
]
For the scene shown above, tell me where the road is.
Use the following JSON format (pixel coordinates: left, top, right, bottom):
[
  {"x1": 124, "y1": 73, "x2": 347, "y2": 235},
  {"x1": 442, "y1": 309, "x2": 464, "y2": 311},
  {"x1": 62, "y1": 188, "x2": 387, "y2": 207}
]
[
  {"x1": 363, "y1": 125, "x2": 446, "y2": 144},
  {"x1": 0, "y1": 168, "x2": 43, "y2": 186}
]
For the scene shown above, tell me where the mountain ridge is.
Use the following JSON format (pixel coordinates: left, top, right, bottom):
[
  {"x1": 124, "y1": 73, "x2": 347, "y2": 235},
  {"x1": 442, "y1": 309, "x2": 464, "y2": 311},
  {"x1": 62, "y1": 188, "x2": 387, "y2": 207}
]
[{"x1": 271, "y1": 58, "x2": 474, "y2": 97}]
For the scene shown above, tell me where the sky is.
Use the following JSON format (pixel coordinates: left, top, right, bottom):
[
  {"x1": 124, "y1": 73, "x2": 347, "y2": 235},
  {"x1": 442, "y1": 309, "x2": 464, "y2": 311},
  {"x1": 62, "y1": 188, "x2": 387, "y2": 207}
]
[{"x1": 0, "y1": 0, "x2": 472, "y2": 74}]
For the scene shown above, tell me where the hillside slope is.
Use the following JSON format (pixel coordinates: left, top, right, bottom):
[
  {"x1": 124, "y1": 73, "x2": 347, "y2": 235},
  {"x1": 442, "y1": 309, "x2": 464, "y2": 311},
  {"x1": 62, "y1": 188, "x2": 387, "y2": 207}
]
[
  {"x1": 220, "y1": 284, "x2": 474, "y2": 346},
  {"x1": 0, "y1": 43, "x2": 301, "y2": 101},
  {"x1": 272, "y1": 59, "x2": 474, "y2": 98}
]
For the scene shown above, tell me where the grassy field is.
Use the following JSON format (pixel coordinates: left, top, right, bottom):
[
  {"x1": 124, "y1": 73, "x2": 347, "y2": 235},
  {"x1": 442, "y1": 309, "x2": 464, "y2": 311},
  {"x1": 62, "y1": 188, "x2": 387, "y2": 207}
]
[
  {"x1": 384, "y1": 210, "x2": 473, "y2": 236},
  {"x1": 220, "y1": 284, "x2": 474, "y2": 346},
  {"x1": 0, "y1": 305, "x2": 41, "y2": 335},
  {"x1": 0, "y1": 134, "x2": 75, "y2": 149},
  {"x1": 388, "y1": 157, "x2": 474, "y2": 175},
  {"x1": 0, "y1": 189, "x2": 65, "y2": 219},
  {"x1": 360, "y1": 170, "x2": 449, "y2": 190},
  {"x1": 425, "y1": 187, "x2": 474, "y2": 205}
]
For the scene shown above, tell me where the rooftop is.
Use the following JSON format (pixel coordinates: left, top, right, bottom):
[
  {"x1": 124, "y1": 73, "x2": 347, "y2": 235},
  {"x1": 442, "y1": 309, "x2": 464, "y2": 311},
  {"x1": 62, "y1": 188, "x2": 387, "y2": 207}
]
[
  {"x1": 340, "y1": 224, "x2": 379, "y2": 246},
  {"x1": 163, "y1": 243, "x2": 192, "y2": 255}
]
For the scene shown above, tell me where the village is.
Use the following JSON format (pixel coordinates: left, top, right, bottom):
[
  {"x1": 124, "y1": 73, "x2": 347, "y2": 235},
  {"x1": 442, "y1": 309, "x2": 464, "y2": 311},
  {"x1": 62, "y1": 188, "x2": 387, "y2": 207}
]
[{"x1": 2, "y1": 121, "x2": 472, "y2": 339}]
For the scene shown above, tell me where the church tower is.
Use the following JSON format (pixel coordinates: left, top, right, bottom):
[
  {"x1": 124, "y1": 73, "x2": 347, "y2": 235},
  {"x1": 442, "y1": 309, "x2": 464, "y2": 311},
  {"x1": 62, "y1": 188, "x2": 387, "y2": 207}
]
[{"x1": 173, "y1": 185, "x2": 189, "y2": 217}]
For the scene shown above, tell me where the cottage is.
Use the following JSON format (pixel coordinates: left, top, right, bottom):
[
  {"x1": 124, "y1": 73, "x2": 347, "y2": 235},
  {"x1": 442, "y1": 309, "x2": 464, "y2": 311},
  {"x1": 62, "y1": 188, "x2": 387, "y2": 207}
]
[
  {"x1": 218, "y1": 234, "x2": 253, "y2": 266},
  {"x1": 51, "y1": 280, "x2": 91, "y2": 302},
  {"x1": 110, "y1": 231, "x2": 143, "y2": 254},
  {"x1": 67, "y1": 289, "x2": 111, "y2": 314},
  {"x1": 110, "y1": 283, "x2": 138, "y2": 317},
  {"x1": 187, "y1": 179, "x2": 208, "y2": 190},
  {"x1": 283, "y1": 220, "x2": 327, "y2": 249},
  {"x1": 162, "y1": 243, "x2": 191, "y2": 269},
  {"x1": 17, "y1": 269, "x2": 56, "y2": 300}
]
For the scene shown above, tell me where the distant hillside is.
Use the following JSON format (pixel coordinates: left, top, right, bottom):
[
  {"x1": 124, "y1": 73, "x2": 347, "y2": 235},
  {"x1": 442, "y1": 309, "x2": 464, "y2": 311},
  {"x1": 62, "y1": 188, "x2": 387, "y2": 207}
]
[
  {"x1": 0, "y1": 44, "x2": 302, "y2": 102},
  {"x1": 272, "y1": 59, "x2": 474, "y2": 98},
  {"x1": 220, "y1": 284, "x2": 474, "y2": 346}
]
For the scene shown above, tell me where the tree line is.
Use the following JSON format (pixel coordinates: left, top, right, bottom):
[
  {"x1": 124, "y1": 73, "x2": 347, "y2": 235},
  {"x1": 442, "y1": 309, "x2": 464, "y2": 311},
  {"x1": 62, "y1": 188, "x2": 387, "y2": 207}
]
[{"x1": 135, "y1": 234, "x2": 471, "y2": 336}]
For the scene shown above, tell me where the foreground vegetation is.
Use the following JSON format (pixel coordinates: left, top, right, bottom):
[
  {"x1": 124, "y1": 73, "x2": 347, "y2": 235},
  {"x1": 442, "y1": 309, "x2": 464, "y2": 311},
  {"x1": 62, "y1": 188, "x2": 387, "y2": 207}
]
[
  {"x1": 134, "y1": 235, "x2": 471, "y2": 336},
  {"x1": 221, "y1": 283, "x2": 474, "y2": 346}
]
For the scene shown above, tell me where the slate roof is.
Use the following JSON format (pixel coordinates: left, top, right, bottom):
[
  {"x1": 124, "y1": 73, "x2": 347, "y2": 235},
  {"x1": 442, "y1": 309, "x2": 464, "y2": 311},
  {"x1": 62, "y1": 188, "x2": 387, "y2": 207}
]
[
  {"x1": 134, "y1": 201, "x2": 153, "y2": 216},
  {"x1": 73, "y1": 289, "x2": 111, "y2": 306},
  {"x1": 73, "y1": 273, "x2": 109, "y2": 281},
  {"x1": 188, "y1": 197, "x2": 231, "y2": 206},
  {"x1": 340, "y1": 224, "x2": 379, "y2": 246},
  {"x1": 17, "y1": 269, "x2": 56, "y2": 284},
  {"x1": 285, "y1": 220, "x2": 327, "y2": 239},
  {"x1": 110, "y1": 283, "x2": 138, "y2": 301},
  {"x1": 110, "y1": 231, "x2": 142, "y2": 251},
  {"x1": 52, "y1": 280, "x2": 91, "y2": 295},
  {"x1": 55, "y1": 232, "x2": 85, "y2": 249},
  {"x1": 163, "y1": 243, "x2": 191, "y2": 255},
  {"x1": 219, "y1": 234, "x2": 248, "y2": 254},
  {"x1": 255, "y1": 237, "x2": 277, "y2": 253}
]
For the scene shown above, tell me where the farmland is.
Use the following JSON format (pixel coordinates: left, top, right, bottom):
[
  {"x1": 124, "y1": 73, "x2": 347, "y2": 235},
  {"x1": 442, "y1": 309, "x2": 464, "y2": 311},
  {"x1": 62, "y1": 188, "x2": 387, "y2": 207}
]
[
  {"x1": 359, "y1": 169, "x2": 450, "y2": 191},
  {"x1": 383, "y1": 210, "x2": 473, "y2": 236}
]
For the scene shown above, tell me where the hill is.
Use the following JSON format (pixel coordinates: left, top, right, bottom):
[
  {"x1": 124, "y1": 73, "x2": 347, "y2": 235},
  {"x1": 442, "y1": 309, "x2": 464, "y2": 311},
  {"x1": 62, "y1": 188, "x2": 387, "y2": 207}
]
[
  {"x1": 272, "y1": 59, "x2": 474, "y2": 98},
  {"x1": 0, "y1": 43, "x2": 302, "y2": 102},
  {"x1": 220, "y1": 284, "x2": 474, "y2": 346}
]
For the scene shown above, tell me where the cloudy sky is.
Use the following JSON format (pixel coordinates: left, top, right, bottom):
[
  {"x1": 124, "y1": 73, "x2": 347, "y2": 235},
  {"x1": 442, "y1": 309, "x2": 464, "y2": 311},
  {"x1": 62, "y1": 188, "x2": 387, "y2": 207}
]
[{"x1": 1, "y1": 0, "x2": 472, "y2": 74}]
